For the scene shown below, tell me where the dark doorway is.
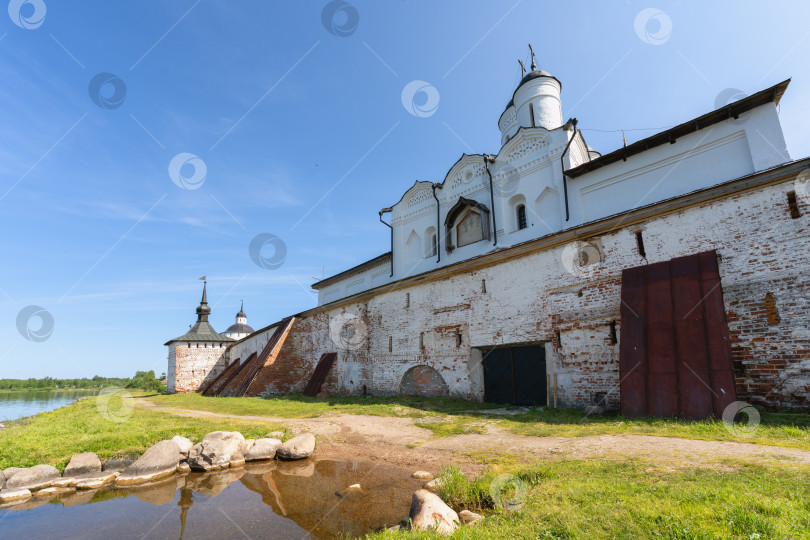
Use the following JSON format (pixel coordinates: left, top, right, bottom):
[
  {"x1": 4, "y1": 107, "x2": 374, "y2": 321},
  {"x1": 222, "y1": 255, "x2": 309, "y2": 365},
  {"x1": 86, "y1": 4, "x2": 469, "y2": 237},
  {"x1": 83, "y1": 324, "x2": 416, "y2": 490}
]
[
  {"x1": 619, "y1": 250, "x2": 738, "y2": 419},
  {"x1": 482, "y1": 345, "x2": 546, "y2": 405}
]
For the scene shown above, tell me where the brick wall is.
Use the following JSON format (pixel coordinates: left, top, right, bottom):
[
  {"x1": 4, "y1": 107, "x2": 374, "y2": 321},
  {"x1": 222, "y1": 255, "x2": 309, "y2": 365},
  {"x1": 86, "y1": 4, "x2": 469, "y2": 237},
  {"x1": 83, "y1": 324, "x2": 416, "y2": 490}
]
[{"x1": 168, "y1": 344, "x2": 229, "y2": 394}]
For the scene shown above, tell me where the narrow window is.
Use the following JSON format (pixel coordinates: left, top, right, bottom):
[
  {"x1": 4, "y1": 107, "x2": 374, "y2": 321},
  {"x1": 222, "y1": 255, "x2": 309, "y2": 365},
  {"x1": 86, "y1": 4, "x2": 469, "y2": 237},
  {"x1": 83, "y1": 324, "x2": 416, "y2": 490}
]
[
  {"x1": 430, "y1": 234, "x2": 437, "y2": 256},
  {"x1": 455, "y1": 329, "x2": 462, "y2": 348},
  {"x1": 529, "y1": 103, "x2": 535, "y2": 127},
  {"x1": 419, "y1": 332, "x2": 425, "y2": 351},
  {"x1": 481, "y1": 278, "x2": 487, "y2": 293},
  {"x1": 406, "y1": 292, "x2": 410, "y2": 308},
  {"x1": 635, "y1": 231, "x2": 646, "y2": 257},
  {"x1": 787, "y1": 190, "x2": 801, "y2": 219},
  {"x1": 555, "y1": 330, "x2": 562, "y2": 349},
  {"x1": 517, "y1": 204, "x2": 527, "y2": 230},
  {"x1": 609, "y1": 320, "x2": 618, "y2": 345},
  {"x1": 388, "y1": 335, "x2": 393, "y2": 352}
]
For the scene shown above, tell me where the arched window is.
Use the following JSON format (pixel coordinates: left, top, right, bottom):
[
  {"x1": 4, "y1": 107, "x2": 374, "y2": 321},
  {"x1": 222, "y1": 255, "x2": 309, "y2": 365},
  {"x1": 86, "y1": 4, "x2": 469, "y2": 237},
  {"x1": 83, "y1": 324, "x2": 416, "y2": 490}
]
[
  {"x1": 517, "y1": 204, "x2": 527, "y2": 230},
  {"x1": 444, "y1": 197, "x2": 491, "y2": 252}
]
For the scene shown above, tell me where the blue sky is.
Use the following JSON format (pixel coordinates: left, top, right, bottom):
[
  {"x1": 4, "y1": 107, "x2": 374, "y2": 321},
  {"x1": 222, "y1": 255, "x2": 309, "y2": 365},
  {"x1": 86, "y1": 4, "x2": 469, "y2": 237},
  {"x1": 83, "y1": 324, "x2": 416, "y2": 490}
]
[{"x1": 1, "y1": 0, "x2": 808, "y2": 378}]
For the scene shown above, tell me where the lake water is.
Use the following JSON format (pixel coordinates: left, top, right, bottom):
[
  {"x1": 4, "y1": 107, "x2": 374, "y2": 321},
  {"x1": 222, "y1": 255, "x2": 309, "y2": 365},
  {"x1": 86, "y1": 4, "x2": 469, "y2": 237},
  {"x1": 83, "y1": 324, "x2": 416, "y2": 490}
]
[
  {"x1": 0, "y1": 459, "x2": 423, "y2": 539},
  {"x1": 0, "y1": 390, "x2": 99, "y2": 422}
]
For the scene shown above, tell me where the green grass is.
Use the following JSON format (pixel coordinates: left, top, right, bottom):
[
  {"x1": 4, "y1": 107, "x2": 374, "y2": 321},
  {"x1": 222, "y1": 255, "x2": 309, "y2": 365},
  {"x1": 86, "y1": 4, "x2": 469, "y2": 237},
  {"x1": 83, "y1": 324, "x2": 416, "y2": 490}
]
[
  {"x1": 413, "y1": 417, "x2": 490, "y2": 438},
  {"x1": 0, "y1": 392, "x2": 285, "y2": 471},
  {"x1": 372, "y1": 460, "x2": 810, "y2": 539},
  {"x1": 144, "y1": 392, "x2": 810, "y2": 449},
  {"x1": 144, "y1": 392, "x2": 503, "y2": 419},
  {"x1": 499, "y1": 407, "x2": 810, "y2": 450}
]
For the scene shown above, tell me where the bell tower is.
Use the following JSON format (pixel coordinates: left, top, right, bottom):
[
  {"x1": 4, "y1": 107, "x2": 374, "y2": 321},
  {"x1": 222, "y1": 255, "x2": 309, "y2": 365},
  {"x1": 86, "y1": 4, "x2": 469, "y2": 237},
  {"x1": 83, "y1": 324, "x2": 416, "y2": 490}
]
[{"x1": 499, "y1": 44, "x2": 563, "y2": 145}]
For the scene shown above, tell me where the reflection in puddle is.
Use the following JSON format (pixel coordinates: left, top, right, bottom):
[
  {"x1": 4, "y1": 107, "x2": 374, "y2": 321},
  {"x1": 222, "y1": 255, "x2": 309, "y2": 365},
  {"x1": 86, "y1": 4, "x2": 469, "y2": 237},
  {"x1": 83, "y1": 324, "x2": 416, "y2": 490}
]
[{"x1": 0, "y1": 459, "x2": 424, "y2": 539}]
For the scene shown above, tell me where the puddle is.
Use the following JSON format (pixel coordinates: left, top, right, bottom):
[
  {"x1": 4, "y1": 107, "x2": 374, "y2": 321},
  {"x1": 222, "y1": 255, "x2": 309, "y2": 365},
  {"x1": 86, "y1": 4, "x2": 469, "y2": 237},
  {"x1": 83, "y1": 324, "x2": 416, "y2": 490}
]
[{"x1": 0, "y1": 459, "x2": 424, "y2": 539}]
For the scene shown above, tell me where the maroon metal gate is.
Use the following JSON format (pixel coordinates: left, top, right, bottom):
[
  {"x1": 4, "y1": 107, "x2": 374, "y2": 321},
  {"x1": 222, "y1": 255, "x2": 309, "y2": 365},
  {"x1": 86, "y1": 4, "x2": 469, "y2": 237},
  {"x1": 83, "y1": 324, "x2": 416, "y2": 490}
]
[{"x1": 619, "y1": 250, "x2": 738, "y2": 419}]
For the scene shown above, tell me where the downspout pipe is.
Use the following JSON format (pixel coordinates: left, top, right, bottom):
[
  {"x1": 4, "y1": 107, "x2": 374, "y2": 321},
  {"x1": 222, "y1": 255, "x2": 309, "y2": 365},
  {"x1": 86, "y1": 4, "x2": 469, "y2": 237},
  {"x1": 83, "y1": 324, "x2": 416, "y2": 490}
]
[
  {"x1": 560, "y1": 118, "x2": 579, "y2": 222},
  {"x1": 483, "y1": 154, "x2": 498, "y2": 246},
  {"x1": 431, "y1": 183, "x2": 441, "y2": 263},
  {"x1": 379, "y1": 208, "x2": 393, "y2": 277}
]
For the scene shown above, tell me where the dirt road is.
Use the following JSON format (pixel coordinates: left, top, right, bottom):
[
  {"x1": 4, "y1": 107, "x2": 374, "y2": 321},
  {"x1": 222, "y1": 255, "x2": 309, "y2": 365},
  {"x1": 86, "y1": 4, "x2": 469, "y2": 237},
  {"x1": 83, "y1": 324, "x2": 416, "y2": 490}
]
[{"x1": 135, "y1": 398, "x2": 810, "y2": 474}]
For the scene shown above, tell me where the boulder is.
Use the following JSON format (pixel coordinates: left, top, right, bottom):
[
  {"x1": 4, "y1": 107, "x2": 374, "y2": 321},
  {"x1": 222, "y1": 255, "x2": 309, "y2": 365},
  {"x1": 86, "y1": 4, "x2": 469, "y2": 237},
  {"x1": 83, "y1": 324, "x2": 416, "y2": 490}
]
[
  {"x1": 51, "y1": 476, "x2": 80, "y2": 488},
  {"x1": 4, "y1": 465, "x2": 60, "y2": 491},
  {"x1": 64, "y1": 452, "x2": 102, "y2": 476},
  {"x1": 0, "y1": 489, "x2": 32, "y2": 505},
  {"x1": 412, "y1": 471, "x2": 433, "y2": 480},
  {"x1": 276, "y1": 433, "x2": 315, "y2": 460},
  {"x1": 425, "y1": 477, "x2": 445, "y2": 491},
  {"x1": 103, "y1": 458, "x2": 134, "y2": 472},
  {"x1": 245, "y1": 438, "x2": 282, "y2": 462},
  {"x1": 76, "y1": 471, "x2": 118, "y2": 490},
  {"x1": 171, "y1": 436, "x2": 194, "y2": 459},
  {"x1": 459, "y1": 510, "x2": 484, "y2": 524},
  {"x1": 3, "y1": 467, "x2": 23, "y2": 482},
  {"x1": 117, "y1": 440, "x2": 181, "y2": 486},
  {"x1": 202, "y1": 431, "x2": 247, "y2": 454},
  {"x1": 177, "y1": 462, "x2": 191, "y2": 474},
  {"x1": 408, "y1": 489, "x2": 459, "y2": 535},
  {"x1": 191, "y1": 431, "x2": 248, "y2": 467},
  {"x1": 0, "y1": 469, "x2": 4, "y2": 487},
  {"x1": 188, "y1": 440, "x2": 232, "y2": 471},
  {"x1": 33, "y1": 486, "x2": 74, "y2": 498}
]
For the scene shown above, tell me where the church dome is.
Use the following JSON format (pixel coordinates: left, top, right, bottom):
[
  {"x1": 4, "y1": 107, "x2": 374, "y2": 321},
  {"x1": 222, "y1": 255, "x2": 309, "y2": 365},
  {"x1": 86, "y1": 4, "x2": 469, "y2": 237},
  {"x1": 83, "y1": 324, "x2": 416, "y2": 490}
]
[
  {"x1": 223, "y1": 301, "x2": 253, "y2": 339},
  {"x1": 225, "y1": 322, "x2": 254, "y2": 334},
  {"x1": 499, "y1": 56, "x2": 563, "y2": 145},
  {"x1": 518, "y1": 69, "x2": 557, "y2": 87}
]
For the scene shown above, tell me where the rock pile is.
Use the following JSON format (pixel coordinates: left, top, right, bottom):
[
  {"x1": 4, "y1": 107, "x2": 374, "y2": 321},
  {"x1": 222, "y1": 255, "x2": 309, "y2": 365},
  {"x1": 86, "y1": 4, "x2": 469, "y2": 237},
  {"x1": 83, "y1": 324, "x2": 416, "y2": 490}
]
[{"x1": 0, "y1": 430, "x2": 316, "y2": 507}]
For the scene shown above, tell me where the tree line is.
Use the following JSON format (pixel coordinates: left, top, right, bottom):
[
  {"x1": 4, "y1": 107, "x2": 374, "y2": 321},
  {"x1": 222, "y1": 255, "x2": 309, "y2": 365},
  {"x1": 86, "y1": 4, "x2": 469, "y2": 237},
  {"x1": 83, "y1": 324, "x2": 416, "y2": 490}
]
[{"x1": 0, "y1": 371, "x2": 166, "y2": 393}]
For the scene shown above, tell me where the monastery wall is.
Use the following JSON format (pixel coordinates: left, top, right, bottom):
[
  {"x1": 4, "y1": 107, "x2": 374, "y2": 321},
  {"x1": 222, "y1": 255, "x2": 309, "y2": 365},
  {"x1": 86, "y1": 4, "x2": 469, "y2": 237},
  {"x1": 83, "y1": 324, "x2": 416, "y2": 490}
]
[{"x1": 286, "y1": 173, "x2": 809, "y2": 409}]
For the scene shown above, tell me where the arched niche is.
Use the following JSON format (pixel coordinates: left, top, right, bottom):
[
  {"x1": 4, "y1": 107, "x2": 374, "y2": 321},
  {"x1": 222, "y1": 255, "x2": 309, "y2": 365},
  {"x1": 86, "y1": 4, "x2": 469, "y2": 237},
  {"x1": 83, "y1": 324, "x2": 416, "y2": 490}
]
[
  {"x1": 399, "y1": 365, "x2": 449, "y2": 397},
  {"x1": 535, "y1": 187, "x2": 561, "y2": 234}
]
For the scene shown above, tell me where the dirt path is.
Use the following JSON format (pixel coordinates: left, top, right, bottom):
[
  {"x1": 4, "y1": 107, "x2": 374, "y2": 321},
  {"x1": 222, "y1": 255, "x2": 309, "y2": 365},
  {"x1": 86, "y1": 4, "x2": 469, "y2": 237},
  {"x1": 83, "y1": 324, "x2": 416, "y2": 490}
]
[{"x1": 134, "y1": 399, "x2": 810, "y2": 474}]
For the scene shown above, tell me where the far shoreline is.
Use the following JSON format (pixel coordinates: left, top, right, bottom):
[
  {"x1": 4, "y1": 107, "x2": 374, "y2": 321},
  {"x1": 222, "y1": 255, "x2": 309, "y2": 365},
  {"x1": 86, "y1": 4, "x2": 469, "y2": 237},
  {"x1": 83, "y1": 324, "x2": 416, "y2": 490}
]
[{"x1": 0, "y1": 388, "x2": 103, "y2": 394}]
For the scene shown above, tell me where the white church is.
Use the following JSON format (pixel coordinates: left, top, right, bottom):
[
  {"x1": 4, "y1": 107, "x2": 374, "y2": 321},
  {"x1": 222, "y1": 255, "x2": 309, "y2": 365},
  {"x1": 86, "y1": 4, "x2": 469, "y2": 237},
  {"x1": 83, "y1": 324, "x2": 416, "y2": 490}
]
[{"x1": 168, "y1": 50, "x2": 809, "y2": 419}]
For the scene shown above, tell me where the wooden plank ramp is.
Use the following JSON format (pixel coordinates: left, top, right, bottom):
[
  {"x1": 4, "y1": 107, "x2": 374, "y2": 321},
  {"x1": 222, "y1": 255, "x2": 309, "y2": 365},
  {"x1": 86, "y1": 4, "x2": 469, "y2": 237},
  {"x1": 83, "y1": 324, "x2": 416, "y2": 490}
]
[
  {"x1": 231, "y1": 317, "x2": 295, "y2": 397},
  {"x1": 302, "y1": 353, "x2": 337, "y2": 397}
]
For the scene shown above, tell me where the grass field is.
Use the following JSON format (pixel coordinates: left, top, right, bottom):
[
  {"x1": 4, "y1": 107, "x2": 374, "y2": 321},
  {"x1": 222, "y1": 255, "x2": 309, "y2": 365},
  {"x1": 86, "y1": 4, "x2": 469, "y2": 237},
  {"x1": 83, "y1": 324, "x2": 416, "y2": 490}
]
[
  {"x1": 143, "y1": 392, "x2": 810, "y2": 450},
  {"x1": 0, "y1": 392, "x2": 285, "y2": 471},
  {"x1": 372, "y1": 459, "x2": 810, "y2": 539}
]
